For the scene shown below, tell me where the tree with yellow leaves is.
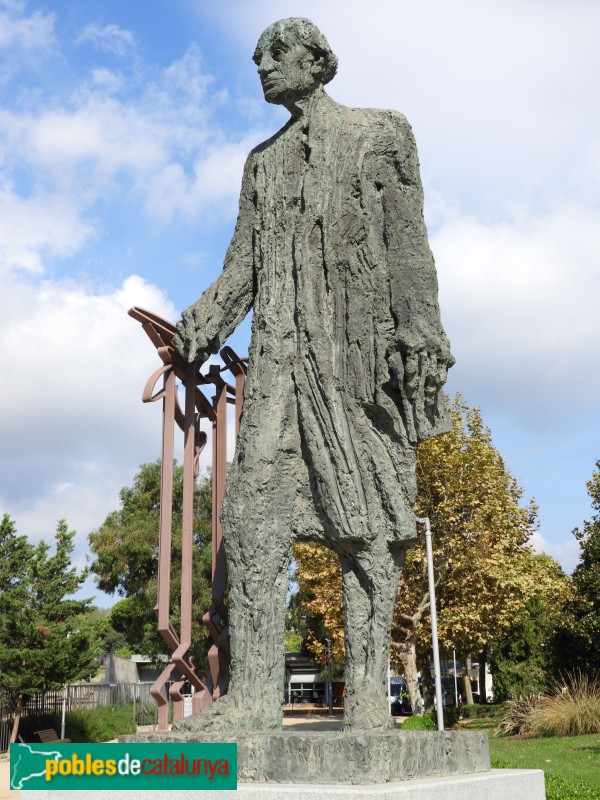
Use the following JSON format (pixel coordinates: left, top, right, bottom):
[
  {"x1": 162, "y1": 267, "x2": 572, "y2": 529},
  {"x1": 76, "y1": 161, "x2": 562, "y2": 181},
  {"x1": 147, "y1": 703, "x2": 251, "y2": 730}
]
[{"x1": 293, "y1": 396, "x2": 568, "y2": 711}]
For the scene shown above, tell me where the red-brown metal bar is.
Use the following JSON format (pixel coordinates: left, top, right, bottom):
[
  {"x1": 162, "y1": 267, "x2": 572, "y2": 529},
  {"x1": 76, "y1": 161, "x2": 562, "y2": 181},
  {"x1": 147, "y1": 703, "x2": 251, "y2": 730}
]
[{"x1": 128, "y1": 306, "x2": 245, "y2": 729}]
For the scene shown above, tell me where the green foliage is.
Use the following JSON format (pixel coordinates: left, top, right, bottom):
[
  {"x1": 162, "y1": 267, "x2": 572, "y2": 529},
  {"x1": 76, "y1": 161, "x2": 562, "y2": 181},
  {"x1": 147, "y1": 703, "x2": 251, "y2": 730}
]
[
  {"x1": 284, "y1": 630, "x2": 302, "y2": 652},
  {"x1": 64, "y1": 705, "x2": 137, "y2": 741},
  {"x1": 402, "y1": 713, "x2": 437, "y2": 730},
  {"x1": 490, "y1": 586, "x2": 563, "y2": 701},
  {"x1": 88, "y1": 461, "x2": 213, "y2": 673},
  {"x1": 492, "y1": 754, "x2": 600, "y2": 800},
  {"x1": 442, "y1": 706, "x2": 460, "y2": 726},
  {"x1": 0, "y1": 515, "x2": 103, "y2": 711},
  {"x1": 544, "y1": 775, "x2": 600, "y2": 800},
  {"x1": 18, "y1": 706, "x2": 136, "y2": 743},
  {"x1": 400, "y1": 709, "x2": 460, "y2": 729},
  {"x1": 557, "y1": 462, "x2": 600, "y2": 673},
  {"x1": 490, "y1": 553, "x2": 571, "y2": 703},
  {"x1": 460, "y1": 703, "x2": 504, "y2": 719}
]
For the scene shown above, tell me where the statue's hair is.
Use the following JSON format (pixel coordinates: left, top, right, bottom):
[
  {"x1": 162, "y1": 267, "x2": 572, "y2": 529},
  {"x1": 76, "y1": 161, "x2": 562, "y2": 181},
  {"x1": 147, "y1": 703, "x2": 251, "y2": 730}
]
[{"x1": 253, "y1": 18, "x2": 338, "y2": 85}]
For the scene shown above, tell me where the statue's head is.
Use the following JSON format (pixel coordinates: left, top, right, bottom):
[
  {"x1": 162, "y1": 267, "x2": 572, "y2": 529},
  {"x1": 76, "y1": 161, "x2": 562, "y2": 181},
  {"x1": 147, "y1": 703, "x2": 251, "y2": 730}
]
[{"x1": 253, "y1": 18, "x2": 338, "y2": 112}]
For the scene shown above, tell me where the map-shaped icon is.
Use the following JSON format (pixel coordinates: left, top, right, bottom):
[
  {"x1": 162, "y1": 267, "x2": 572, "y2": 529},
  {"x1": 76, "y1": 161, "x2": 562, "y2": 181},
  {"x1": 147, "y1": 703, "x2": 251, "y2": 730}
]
[{"x1": 11, "y1": 743, "x2": 62, "y2": 789}]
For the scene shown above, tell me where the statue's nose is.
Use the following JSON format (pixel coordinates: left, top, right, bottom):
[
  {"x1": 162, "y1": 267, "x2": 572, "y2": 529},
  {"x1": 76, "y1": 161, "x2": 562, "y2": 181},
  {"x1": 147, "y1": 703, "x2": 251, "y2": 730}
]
[{"x1": 257, "y1": 53, "x2": 274, "y2": 77}]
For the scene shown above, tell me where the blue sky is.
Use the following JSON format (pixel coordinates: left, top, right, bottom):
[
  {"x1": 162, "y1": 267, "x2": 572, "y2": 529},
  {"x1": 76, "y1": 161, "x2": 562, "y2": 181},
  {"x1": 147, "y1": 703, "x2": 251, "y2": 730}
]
[{"x1": 1, "y1": 0, "x2": 599, "y2": 606}]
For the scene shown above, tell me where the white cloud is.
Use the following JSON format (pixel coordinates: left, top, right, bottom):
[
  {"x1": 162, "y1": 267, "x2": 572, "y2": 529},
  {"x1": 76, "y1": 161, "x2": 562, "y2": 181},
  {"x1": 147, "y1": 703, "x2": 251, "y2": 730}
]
[
  {"x1": 143, "y1": 136, "x2": 259, "y2": 221},
  {"x1": 76, "y1": 22, "x2": 135, "y2": 58},
  {"x1": 434, "y1": 202, "x2": 600, "y2": 425},
  {"x1": 529, "y1": 530, "x2": 580, "y2": 575},
  {"x1": 0, "y1": 188, "x2": 94, "y2": 272},
  {"x1": 0, "y1": 0, "x2": 55, "y2": 51},
  {"x1": 0, "y1": 44, "x2": 269, "y2": 271},
  {"x1": 0, "y1": 272, "x2": 175, "y2": 558}
]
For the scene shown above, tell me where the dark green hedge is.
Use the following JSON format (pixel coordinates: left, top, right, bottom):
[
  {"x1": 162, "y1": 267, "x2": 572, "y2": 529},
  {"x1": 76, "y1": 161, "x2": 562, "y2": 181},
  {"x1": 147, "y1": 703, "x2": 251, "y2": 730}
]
[{"x1": 18, "y1": 705, "x2": 136, "y2": 743}]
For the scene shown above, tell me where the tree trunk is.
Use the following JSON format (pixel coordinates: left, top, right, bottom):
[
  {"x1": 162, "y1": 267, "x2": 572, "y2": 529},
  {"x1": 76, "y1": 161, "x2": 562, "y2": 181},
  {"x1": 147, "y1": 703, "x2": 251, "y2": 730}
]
[
  {"x1": 417, "y1": 651, "x2": 434, "y2": 712},
  {"x1": 395, "y1": 636, "x2": 423, "y2": 716},
  {"x1": 478, "y1": 650, "x2": 487, "y2": 703},
  {"x1": 461, "y1": 655, "x2": 474, "y2": 705},
  {"x1": 10, "y1": 693, "x2": 22, "y2": 744}
]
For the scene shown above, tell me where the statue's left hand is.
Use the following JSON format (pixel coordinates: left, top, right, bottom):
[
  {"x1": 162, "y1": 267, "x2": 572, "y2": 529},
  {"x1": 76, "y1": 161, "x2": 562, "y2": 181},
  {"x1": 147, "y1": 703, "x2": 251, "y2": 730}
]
[{"x1": 174, "y1": 305, "x2": 210, "y2": 364}]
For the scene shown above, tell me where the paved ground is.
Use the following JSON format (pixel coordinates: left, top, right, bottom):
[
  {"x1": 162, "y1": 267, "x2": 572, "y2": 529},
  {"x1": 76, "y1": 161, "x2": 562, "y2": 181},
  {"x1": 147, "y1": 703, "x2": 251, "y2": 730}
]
[
  {"x1": 0, "y1": 754, "x2": 17, "y2": 800},
  {"x1": 0, "y1": 715, "x2": 406, "y2": 797}
]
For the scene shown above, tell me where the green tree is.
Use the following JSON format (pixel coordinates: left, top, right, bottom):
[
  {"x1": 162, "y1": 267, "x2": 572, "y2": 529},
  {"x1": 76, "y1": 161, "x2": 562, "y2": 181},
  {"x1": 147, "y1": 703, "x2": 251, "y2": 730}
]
[
  {"x1": 489, "y1": 554, "x2": 571, "y2": 700},
  {"x1": 88, "y1": 461, "x2": 213, "y2": 673},
  {"x1": 0, "y1": 515, "x2": 102, "y2": 741},
  {"x1": 555, "y1": 461, "x2": 600, "y2": 673}
]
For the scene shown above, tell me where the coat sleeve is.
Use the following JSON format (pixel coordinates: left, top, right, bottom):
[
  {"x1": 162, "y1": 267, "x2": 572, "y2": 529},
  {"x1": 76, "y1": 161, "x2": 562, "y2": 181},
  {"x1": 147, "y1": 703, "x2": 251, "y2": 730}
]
[
  {"x1": 365, "y1": 111, "x2": 454, "y2": 443},
  {"x1": 174, "y1": 153, "x2": 256, "y2": 362}
]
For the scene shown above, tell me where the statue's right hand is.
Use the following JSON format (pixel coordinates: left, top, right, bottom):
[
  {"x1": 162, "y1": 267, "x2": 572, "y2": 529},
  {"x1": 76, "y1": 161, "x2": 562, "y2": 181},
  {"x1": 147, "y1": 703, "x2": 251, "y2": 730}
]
[{"x1": 174, "y1": 305, "x2": 210, "y2": 363}]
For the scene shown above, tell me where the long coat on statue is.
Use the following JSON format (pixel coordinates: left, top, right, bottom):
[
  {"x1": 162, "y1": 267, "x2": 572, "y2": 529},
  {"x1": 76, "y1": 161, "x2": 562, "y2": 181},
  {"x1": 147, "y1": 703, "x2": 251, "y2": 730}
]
[{"x1": 178, "y1": 93, "x2": 453, "y2": 550}]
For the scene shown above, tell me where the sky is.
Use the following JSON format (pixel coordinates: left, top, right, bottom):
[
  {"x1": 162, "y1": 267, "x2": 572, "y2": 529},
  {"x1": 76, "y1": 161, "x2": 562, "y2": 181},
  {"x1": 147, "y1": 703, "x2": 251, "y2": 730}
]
[{"x1": 1, "y1": 0, "x2": 599, "y2": 607}]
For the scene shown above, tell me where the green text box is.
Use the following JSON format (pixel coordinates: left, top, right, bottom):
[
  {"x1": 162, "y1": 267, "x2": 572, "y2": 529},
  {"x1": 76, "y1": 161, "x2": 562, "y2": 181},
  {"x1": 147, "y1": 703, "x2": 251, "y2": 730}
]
[{"x1": 10, "y1": 742, "x2": 237, "y2": 791}]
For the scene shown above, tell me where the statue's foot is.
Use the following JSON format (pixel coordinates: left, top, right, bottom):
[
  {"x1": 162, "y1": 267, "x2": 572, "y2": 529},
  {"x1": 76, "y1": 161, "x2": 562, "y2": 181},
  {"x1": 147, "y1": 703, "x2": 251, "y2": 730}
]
[
  {"x1": 343, "y1": 690, "x2": 394, "y2": 731},
  {"x1": 172, "y1": 693, "x2": 282, "y2": 734}
]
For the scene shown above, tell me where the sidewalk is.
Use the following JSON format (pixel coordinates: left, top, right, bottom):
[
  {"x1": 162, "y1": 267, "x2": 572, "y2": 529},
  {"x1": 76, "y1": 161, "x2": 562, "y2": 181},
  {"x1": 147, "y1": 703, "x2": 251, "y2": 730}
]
[{"x1": 0, "y1": 754, "x2": 17, "y2": 800}]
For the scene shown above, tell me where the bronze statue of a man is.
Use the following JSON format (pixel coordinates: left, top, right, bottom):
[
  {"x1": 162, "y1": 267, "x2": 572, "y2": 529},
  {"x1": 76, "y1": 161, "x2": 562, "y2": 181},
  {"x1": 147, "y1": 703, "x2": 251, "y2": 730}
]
[{"x1": 175, "y1": 17, "x2": 453, "y2": 732}]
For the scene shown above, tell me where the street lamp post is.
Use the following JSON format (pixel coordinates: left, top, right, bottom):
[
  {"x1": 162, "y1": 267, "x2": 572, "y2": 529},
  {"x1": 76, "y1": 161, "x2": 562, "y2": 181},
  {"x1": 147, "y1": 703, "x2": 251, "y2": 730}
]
[{"x1": 416, "y1": 516, "x2": 444, "y2": 732}]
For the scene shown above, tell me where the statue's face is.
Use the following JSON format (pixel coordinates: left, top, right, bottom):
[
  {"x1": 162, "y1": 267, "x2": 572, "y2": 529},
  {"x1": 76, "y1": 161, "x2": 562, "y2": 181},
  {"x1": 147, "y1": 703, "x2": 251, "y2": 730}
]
[{"x1": 254, "y1": 30, "x2": 319, "y2": 109}]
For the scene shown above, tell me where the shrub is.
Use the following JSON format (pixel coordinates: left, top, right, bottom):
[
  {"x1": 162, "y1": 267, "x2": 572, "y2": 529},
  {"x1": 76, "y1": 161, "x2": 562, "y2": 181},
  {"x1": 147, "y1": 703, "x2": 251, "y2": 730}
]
[
  {"x1": 496, "y1": 672, "x2": 600, "y2": 738},
  {"x1": 442, "y1": 706, "x2": 460, "y2": 727},
  {"x1": 530, "y1": 672, "x2": 600, "y2": 738},
  {"x1": 65, "y1": 705, "x2": 136, "y2": 742},
  {"x1": 495, "y1": 694, "x2": 542, "y2": 737},
  {"x1": 402, "y1": 713, "x2": 437, "y2": 730},
  {"x1": 461, "y1": 703, "x2": 504, "y2": 719},
  {"x1": 401, "y1": 708, "x2": 460, "y2": 730},
  {"x1": 18, "y1": 705, "x2": 136, "y2": 743}
]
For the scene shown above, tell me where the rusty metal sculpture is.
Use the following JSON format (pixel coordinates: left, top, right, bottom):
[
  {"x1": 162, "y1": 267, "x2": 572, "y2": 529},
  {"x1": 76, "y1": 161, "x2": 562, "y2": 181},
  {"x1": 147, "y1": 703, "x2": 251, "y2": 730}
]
[{"x1": 128, "y1": 306, "x2": 246, "y2": 731}]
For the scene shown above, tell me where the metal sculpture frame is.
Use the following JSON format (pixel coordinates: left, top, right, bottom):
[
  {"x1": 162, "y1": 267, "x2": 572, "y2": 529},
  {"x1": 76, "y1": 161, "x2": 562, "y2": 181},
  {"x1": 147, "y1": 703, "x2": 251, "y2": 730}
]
[{"x1": 128, "y1": 307, "x2": 246, "y2": 730}]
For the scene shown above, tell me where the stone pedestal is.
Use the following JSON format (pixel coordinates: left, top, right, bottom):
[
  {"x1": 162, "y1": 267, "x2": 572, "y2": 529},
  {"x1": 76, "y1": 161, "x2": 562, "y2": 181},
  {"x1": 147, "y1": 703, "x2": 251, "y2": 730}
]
[{"x1": 121, "y1": 729, "x2": 489, "y2": 784}]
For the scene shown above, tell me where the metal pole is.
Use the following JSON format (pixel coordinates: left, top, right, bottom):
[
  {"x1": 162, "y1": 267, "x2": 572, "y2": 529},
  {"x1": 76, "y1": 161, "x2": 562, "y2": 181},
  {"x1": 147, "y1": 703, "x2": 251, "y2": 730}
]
[
  {"x1": 327, "y1": 640, "x2": 334, "y2": 716},
  {"x1": 416, "y1": 516, "x2": 444, "y2": 732},
  {"x1": 453, "y1": 649, "x2": 459, "y2": 708},
  {"x1": 60, "y1": 686, "x2": 67, "y2": 740}
]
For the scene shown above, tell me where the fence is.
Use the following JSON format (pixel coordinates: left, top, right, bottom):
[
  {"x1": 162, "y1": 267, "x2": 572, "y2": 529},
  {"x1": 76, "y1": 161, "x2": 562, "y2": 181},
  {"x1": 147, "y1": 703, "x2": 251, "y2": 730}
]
[{"x1": 0, "y1": 683, "x2": 158, "y2": 753}]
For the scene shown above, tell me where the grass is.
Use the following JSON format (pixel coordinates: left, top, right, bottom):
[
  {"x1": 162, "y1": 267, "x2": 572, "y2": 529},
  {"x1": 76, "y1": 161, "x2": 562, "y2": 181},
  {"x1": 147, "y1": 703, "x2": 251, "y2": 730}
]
[
  {"x1": 458, "y1": 698, "x2": 600, "y2": 799},
  {"x1": 489, "y1": 732, "x2": 600, "y2": 793}
]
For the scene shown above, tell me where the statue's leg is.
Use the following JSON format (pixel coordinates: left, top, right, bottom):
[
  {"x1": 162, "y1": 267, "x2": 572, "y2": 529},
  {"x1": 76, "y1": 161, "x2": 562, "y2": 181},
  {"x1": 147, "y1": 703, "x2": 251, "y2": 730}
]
[
  {"x1": 172, "y1": 491, "x2": 292, "y2": 734},
  {"x1": 173, "y1": 385, "x2": 299, "y2": 734},
  {"x1": 341, "y1": 539, "x2": 408, "y2": 730},
  {"x1": 225, "y1": 508, "x2": 292, "y2": 729}
]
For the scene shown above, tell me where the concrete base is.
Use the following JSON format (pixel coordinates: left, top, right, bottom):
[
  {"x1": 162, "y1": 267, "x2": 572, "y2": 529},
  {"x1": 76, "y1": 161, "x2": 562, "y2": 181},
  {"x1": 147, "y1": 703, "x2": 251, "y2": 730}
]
[
  {"x1": 22, "y1": 770, "x2": 546, "y2": 799},
  {"x1": 121, "y1": 729, "x2": 490, "y2": 784}
]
